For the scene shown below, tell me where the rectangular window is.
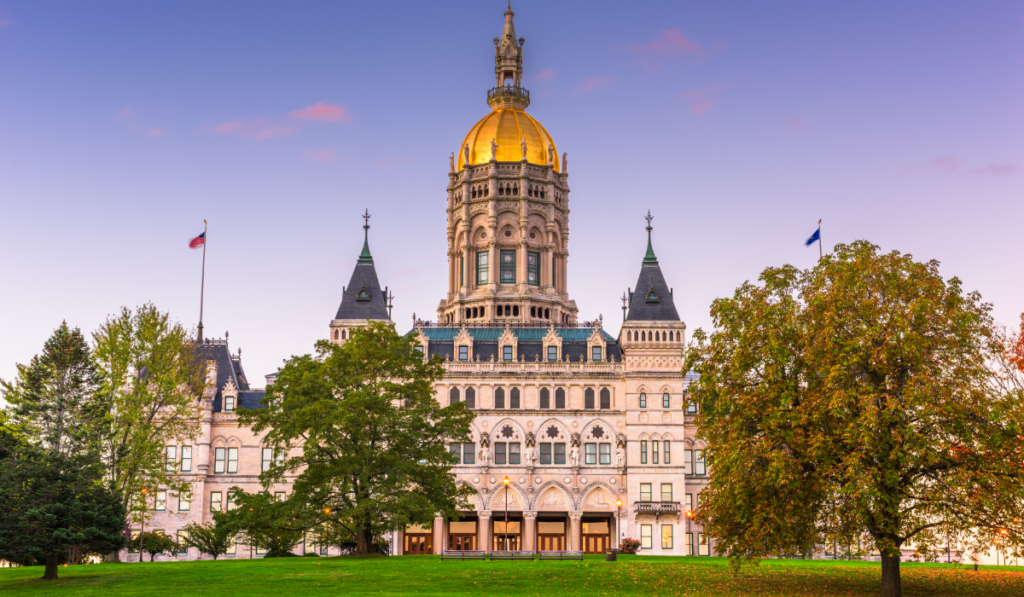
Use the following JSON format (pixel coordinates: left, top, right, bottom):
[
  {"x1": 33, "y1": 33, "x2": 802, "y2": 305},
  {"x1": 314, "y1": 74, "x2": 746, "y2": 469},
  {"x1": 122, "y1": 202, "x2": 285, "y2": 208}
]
[
  {"x1": 599, "y1": 443, "x2": 611, "y2": 465},
  {"x1": 129, "y1": 530, "x2": 140, "y2": 553},
  {"x1": 664, "y1": 440, "x2": 671, "y2": 464},
  {"x1": 179, "y1": 491, "x2": 191, "y2": 511},
  {"x1": 499, "y1": 250, "x2": 516, "y2": 284},
  {"x1": 547, "y1": 346, "x2": 557, "y2": 361},
  {"x1": 553, "y1": 442, "x2": 566, "y2": 465},
  {"x1": 210, "y1": 491, "x2": 222, "y2": 512},
  {"x1": 165, "y1": 445, "x2": 177, "y2": 471},
  {"x1": 639, "y1": 393, "x2": 647, "y2": 409},
  {"x1": 509, "y1": 442, "x2": 521, "y2": 465},
  {"x1": 641, "y1": 524, "x2": 653, "y2": 550},
  {"x1": 640, "y1": 440, "x2": 648, "y2": 464},
  {"x1": 540, "y1": 443, "x2": 552, "y2": 465},
  {"x1": 685, "y1": 493, "x2": 692, "y2": 514},
  {"x1": 652, "y1": 440, "x2": 660, "y2": 465},
  {"x1": 415, "y1": 345, "x2": 423, "y2": 355},
  {"x1": 591, "y1": 346, "x2": 602, "y2": 362},
  {"x1": 663, "y1": 393, "x2": 671, "y2": 409},
  {"x1": 463, "y1": 442, "x2": 476, "y2": 465},
  {"x1": 460, "y1": 255, "x2": 464, "y2": 287},
  {"x1": 214, "y1": 447, "x2": 225, "y2": 474},
  {"x1": 476, "y1": 251, "x2": 489, "y2": 285},
  {"x1": 262, "y1": 448, "x2": 273, "y2": 472},
  {"x1": 227, "y1": 447, "x2": 238, "y2": 474},
  {"x1": 661, "y1": 483, "x2": 673, "y2": 502},
  {"x1": 584, "y1": 443, "x2": 597, "y2": 465},
  {"x1": 686, "y1": 532, "x2": 694, "y2": 556},
  {"x1": 177, "y1": 530, "x2": 188, "y2": 554},
  {"x1": 552, "y1": 254, "x2": 557, "y2": 287},
  {"x1": 686, "y1": 400, "x2": 698, "y2": 414},
  {"x1": 683, "y1": 449, "x2": 693, "y2": 475},
  {"x1": 527, "y1": 251, "x2": 539, "y2": 286},
  {"x1": 226, "y1": 534, "x2": 236, "y2": 555},
  {"x1": 503, "y1": 346, "x2": 513, "y2": 361},
  {"x1": 662, "y1": 525, "x2": 674, "y2": 549},
  {"x1": 180, "y1": 446, "x2": 192, "y2": 472},
  {"x1": 224, "y1": 395, "x2": 235, "y2": 412},
  {"x1": 695, "y1": 450, "x2": 706, "y2": 476},
  {"x1": 698, "y1": 534, "x2": 710, "y2": 556},
  {"x1": 274, "y1": 491, "x2": 285, "y2": 502},
  {"x1": 449, "y1": 443, "x2": 461, "y2": 464},
  {"x1": 458, "y1": 346, "x2": 468, "y2": 361},
  {"x1": 494, "y1": 442, "x2": 507, "y2": 465},
  {"x1": 155, "y1": 490, "x2": 167, "y2": 511},
  {"x1": 227, "y1": 494, "x2": 237, "y2": 511},
  {"x1": 640, "y1": 483, "x2": 652, "y2": 502}
]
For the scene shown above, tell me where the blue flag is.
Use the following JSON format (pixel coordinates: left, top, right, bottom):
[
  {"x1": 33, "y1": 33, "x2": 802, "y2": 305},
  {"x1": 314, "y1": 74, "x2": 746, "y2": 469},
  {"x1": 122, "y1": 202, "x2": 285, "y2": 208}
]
[{"x1": 805, "y1": 228, "x2": 820, "y2": 246}]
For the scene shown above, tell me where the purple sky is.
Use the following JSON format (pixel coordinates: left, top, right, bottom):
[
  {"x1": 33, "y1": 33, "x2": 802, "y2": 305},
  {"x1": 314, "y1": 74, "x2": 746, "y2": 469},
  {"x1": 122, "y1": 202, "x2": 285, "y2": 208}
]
[{"x1": 1, "y1": 1, "x2": 1022, "y2": 394}]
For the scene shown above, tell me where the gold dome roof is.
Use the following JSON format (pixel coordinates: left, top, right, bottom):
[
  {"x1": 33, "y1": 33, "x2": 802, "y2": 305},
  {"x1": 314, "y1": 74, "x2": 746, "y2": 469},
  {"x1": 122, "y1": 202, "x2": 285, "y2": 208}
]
[{"x1": 457, "y1": 108, "x2": 559, "y2": 172}]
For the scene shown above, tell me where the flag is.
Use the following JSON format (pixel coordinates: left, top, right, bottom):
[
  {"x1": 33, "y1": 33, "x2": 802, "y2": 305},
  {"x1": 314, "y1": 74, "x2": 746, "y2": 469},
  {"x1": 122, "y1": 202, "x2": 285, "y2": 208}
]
[
  {"x1": 189, "y1": 232, "x2": 206, "y2": 249},
  {"x1": 805, "y1": 228, "x2": 820, "y2": 247}
]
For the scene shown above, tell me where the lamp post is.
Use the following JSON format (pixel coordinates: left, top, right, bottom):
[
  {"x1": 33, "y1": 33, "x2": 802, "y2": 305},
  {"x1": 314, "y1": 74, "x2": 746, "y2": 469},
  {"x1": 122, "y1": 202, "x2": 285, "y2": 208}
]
[
  {"x1": 616, "y1": 498, "x2": 623, "y2": 548},
  {"x1": 503, "y1": 476, "x2": 510, "y2": 550},
  {"x1": 139, "y1": 487, "x2": 147, "y2": 563}
]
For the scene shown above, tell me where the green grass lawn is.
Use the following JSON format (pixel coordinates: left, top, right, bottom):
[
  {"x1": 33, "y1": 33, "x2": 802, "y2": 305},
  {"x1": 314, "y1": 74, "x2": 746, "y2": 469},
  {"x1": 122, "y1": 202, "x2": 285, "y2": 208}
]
[{"x1": 1, "y1": 555, "x2": 1022, "y2": 596}]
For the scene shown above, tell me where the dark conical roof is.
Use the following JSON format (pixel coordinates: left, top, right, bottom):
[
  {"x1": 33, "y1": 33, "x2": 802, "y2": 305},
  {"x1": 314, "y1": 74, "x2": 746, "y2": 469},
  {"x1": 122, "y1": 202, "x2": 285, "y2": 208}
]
[
  {"x1": 625, "y1": 219, "x2": 680, "y2": 322},
  {"x1": 334, "y1": 220, "x2": 390, "y2": 321}
]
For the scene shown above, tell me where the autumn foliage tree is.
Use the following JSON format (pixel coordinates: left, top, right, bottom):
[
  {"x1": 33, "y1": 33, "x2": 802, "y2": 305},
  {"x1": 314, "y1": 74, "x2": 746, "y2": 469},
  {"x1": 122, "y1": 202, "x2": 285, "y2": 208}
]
[{"x1": 684, "y1": 241, "x2": 1024, "y2": 597}]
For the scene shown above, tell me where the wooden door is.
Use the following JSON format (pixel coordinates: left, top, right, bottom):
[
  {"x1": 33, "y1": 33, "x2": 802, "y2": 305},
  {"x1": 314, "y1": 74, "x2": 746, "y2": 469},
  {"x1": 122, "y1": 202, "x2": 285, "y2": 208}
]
[
  {"x1": 583, "y1": 534, "x2": 608, "y2": 554},
  {"x1": 448, "y1": 534, "x2": 476, "y2": 551},
  {"x1": 538, "y1": 534, "x2": 565, "y2": 551},
  {"x1": 404, "y1": 534, "x2": 432, "y2": 555},
  {"x1": 493, "y1": 534, "x2": 520, "y2": 551}
]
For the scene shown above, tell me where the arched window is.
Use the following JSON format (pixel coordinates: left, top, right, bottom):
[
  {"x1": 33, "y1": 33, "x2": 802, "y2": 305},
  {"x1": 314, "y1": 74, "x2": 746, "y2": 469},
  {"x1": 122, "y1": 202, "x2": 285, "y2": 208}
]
[
  {"x1": 663, "y1": 392, "x2": 670, "y2": 409},
  {"x1": 494, "y1": 388, "x2": 505, "y2": 409},
  {"x1": 584, "y1": 388, "x2": 595, "y2": 410},
  {"x1": 641, "y1": 331, "x2": 646, "y2": 341},
  {"x1": 555, "y1": 388, "x2": 566, "y2": 409},
  {"x1": 333, "y1": 329, "x2": 339, "y2": 340},
  {"x1": 480, "y1": 307, "x2": 485, "y2": 318},
  {"x1": 513, "y1": 306, "x2": 519, "y2": 316},
  {"x1": 544, "y1": 308, "x2": 550, "y2": 319},
  {"x1": 539, "y1": 388, "x2": 550, "y2": 409},
  {"x1": 627, "y1": 331, "x2": 632, "y2": 341},
  {"x1": 465, "y1": 308, "x2": 471, "y2": 319},
  {"x1": 600, "y1": 388, "x2": 611, "y2": 409},
  {"x1": 342, "y1": 330, "x2": 347, "y2": 339},
  {"x1": 449, "y1": 388, "x2": 460, "y2": 406},
  {"x1": 510, "y1": 388, "x2": 521, "y2": 409},
  {"x1": 531, "y1": 307, "x2": 536, "y2": 317},
  {"x1": 465, "y1": 388, "x2": 476, "y2": 409}
]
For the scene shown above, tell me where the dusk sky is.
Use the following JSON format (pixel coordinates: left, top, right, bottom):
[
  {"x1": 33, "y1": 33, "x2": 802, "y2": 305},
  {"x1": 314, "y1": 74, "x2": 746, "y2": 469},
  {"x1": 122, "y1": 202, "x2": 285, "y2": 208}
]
[{"x1": 1, "y1": 1, "x2": 1021, "y2": 394}]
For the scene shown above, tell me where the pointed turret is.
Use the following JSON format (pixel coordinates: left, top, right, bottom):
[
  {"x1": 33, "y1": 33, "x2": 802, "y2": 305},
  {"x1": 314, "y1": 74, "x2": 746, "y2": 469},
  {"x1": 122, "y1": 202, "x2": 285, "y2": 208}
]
[
  {"x1": 334, "y1": 210, "x2": 390, "y2": 322},
  {"x1": 625, "y1": 211, "x2": 680, "y2": 322}
]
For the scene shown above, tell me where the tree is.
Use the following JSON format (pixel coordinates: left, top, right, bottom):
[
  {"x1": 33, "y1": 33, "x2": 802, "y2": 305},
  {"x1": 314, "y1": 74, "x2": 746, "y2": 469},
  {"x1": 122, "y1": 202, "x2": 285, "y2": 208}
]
[
  {"x1": 684, "y1": 241, "x2": 1024, "y2": 597},
  {"x1": 91, "y1": 304, "x2": 206, "y2": 542},
  {"x1": 0, "y1": 428, "x2": 126, "y2": 580},
  {"x1": 224, "y1": 489, "x2": 307, "y2": 557},
  {"x1": 238, "y1": 321, "x2": 476, "y2": 555},
  {"x1": 179, "y1": 516, "x2": 238, "y2": 560},
  {"x1": 131, "y1": 531, "x2": 178, "y2": 562}
]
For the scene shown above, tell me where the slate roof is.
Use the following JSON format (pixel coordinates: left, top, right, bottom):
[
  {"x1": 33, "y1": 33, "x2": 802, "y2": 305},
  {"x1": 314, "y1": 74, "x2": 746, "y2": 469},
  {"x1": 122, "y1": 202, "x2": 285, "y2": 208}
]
[
  {"x1": 197, "y1": 340, "x2": 265, "y2": 412},
  {"x1": 411, "y1": 326, "x2": 622, "y2": 362},
  {"x1": 413, "y1": 327, "x2": 615, "y2": 343},
  {"x1": 335, "y1": 227, "x2": 390, "y2": 321},
  {"x1": 625, "y1": 233, "x2": 680, "y2": 322}
]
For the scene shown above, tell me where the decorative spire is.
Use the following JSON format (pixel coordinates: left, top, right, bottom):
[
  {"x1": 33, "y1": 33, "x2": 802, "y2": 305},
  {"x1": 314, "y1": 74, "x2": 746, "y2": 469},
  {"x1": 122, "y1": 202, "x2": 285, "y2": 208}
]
[
  {"x1": 643, "y1": 210, "x2": 658, "y2": 265},
  {"x1": 490, "y1": 3, "x2": 528, "y2": 110},
  {"x1": 358, "y1": 209, "x2": 373, "y2": 264}
]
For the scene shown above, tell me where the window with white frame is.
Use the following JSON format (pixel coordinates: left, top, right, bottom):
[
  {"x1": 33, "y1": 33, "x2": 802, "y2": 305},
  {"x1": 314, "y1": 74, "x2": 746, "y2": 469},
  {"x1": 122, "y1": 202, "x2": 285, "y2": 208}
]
[
  {"x1": 181, "y1": 446, "x2": 192, "y2": 472},
  {"x1": 210, "y1": 491, "x2": 222, "y2": 512},
  {"x1": 165, "y1": 445, "x2": 177, "y2": 471},
  {"x1": 641, "y1": 524, "x2": 653, "y2": 550},
  {"x1": 155, "y1": 490, "x2": 167, "y2": 511},
  {"x1": 214, "y1": 447, "x2": 226, "y2": 473},
  {"x1": 178, "y1": 491, "x2": 191, "y2": 511}
]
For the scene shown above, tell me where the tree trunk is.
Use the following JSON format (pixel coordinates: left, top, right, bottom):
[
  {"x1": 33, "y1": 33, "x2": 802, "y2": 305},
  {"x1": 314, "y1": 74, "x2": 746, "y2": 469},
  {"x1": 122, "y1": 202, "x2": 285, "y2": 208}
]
[
  {"x1": 355, "y1": 525, "x2": 373, "y2": 555},
  {"x1": 881, "y1": 553, "x2": 902, "y2": 597},
  {"x1": 42, "y1": 554, "x2": 60, "y2": 581}
]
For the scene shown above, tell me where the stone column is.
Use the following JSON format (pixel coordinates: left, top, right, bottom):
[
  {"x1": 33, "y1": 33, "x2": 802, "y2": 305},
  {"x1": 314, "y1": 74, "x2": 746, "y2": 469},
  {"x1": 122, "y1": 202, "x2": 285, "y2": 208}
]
[
  {"x1": 433, "y1": 516, "x2": 445, "y2": 555},
  {"x1": 479, "y1": 511, "x2": 492, "y2": 553},
  {"x1": 523, "y1": 511, "x2": 538, "y2": 552},
  {"x1": 463, "y1": 246, "x2": 473, "y2": 293},
  {"x1": 394, "y1": 530, "x2": 404, "y2": 556},
  {"x1": 570, "y1": 511, "x2": 583, "y2": 552},
  {"x1": 488, "y1": 240, "x2": 498, "y2": 290}
]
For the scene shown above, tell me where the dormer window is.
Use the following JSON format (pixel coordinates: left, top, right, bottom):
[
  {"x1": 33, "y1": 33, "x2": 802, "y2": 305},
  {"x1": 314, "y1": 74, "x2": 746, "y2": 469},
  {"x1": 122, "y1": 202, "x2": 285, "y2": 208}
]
[
  {"x1": 458, "y1": 346, "x2": 468, "y2": 361},
  {"x1": 224, "y1": 395, "x2": 235, "y2": 412},
  {"x1": 503, "y1": 346, "x2": 514, "y2": 361},
  {"x1": 646, "y1": 285, "x2": 660, "y2": 303},
  {"x1": 547, "y1": 346, "x2": 558, "y2": 361},
  {"x1": 356, "y1": 283, "x2": 370, "y2": 302},
  {"x1": 591, "y1": 346, "x2": 602, "y2": 362}
]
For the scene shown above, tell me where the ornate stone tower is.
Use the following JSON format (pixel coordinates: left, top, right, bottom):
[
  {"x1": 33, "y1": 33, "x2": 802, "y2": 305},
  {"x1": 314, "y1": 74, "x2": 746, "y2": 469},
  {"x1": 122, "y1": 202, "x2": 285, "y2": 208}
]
[
  {"x1": 439, "y1": 4, "x2": 577, "y2": 326},
  {"x1": 330, "y1": 211, "x2": 392, "y2": 345}
]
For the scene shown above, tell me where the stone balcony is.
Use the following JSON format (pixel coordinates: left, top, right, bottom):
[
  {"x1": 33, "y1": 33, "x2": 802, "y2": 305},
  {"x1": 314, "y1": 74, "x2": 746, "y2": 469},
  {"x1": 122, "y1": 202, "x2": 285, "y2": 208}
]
[{"x1": 634, "y1": 501, "x2": 680, "y2": 514}]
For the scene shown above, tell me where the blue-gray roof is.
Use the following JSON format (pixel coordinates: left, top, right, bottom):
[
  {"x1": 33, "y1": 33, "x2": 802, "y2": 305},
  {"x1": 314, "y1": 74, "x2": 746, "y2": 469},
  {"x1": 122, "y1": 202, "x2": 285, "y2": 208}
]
[{"x1": 412, "y1": 327, "x2": 615, "y2": 342}]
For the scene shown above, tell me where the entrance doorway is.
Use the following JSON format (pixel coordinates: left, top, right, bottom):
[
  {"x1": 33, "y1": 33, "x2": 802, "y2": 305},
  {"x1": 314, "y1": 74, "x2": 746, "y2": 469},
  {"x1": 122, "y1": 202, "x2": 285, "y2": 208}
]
[
  {"x1": 493, "y1": 520, "x2": 521, "y2": 550},
  {"x1": 538, "y1": 520, "x2": 566, "y2": 551},
  {"x1": 404, "y1": 534, "x2": 432, "y2": 554},
  {"x1": 448, "y1": 520, "x2": 477, "y2": 551},
  {"x1": 582, "y1": 520, "x2": 610, "y2": 554}
]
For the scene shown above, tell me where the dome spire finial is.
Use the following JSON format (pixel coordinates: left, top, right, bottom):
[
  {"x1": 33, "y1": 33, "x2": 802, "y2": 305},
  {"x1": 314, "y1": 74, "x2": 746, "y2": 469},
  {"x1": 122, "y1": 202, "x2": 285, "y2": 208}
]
[
  {"x1": 358, "y1": 208, "x2": 373, "y2": 264},
  {"x1": 644, "y1": 210, "x2": 659, "y2": 265}
]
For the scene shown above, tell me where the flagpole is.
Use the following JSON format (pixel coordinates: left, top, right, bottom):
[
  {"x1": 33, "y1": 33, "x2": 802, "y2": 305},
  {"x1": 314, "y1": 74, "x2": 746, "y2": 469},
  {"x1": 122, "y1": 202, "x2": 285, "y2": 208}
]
[
  {"x1": 815, "y1": 218, "x2": 823, "y2": 258},
  {"x1": 199, "y1": 220, "x2": 207, "y2": 343}
]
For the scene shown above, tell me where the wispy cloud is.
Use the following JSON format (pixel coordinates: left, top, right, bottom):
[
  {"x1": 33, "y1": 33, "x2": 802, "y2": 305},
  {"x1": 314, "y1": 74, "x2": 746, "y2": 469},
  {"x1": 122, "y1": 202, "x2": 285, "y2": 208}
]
[
  {"x1": 391, "y1": 268, "x2": 420, "y2": 278},
  {"x1": 374, "y1": 156, "x2": 415, "y2": 168},
  {"x1": 928, "y1": 156, "x2": 961, "y2": 174},
  {"x1": 972, "y1": 163, "x2": 1018, "y2": 176},
  {"x1": 924, "y1": 156, "x2": 1017, "y2": 176},
  {"x1": 575, "y1": 76, "x2": 612, "y2": 95},
  {"x1": 209, "y1": 118, "x2": 295, "y2": 140},
  {"x1": 629, "y1": 29, "x2": 702, "y2": 60},
  {"x1": 530, "y1": 68, "x2": 557, "y2": 82},
  {"x1": 301, "y1": 148, "x2": 339, "y2": 163},
  {"x1": 680, "y1": 86, "x2": 724, "y2": 115},
  {"x1": 785, "y1": 115, "x2": 809, "y2": 135},
  {"x1": 0, "y1": 18, "x2": 12, "y2": 28},
  {"x1": 288, "y1": 102, "x2": 351, "y2": 123},
  {"x1": 117, "y1": 107, "x2": 164, "y2": 138}
]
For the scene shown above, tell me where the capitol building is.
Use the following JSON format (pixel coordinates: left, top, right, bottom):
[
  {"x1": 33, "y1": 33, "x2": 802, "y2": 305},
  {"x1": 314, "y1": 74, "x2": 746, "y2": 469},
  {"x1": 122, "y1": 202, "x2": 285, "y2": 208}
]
[{"x1": 133, "y1": 5, "x2": 712, "y2": 559}]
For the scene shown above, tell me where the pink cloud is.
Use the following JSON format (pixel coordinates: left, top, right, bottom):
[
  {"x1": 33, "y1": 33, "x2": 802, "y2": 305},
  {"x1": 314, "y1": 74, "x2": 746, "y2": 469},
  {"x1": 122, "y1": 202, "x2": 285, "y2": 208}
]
[
  {"x1": 531, "y1": 68, "x2": 557, "y2": 82},
  {"x1": 374, "y1": 156, "x2": 415, "y2": 168},
  {"x1": 680, "y1": 86, "x2": 723, "y2": 115},
  {"x1": 288, "y1": 102, "x2": 350, "y2": 123},
  {"x1": 785, "y1": 115, "x2": 808, "y2": 135},
  {"x1": 576, "y1": 76, "x2": 612, "y2": 94},
  {"x1": 0, "y1": 19, "x2": 11, "y2": 28},
  {"x1": 928, "y1": 156, "x2": 962, "y2": 174},
  {"x1": 972, "y1": 163, "x2": 1017, "y2": 176},
  {"x1": 117, "y1": 107, "x2": 164, "y2": 138},
  {"x1": 923, "y1": 156, "x2": 1017, "y2": 176},
  {"x1": 209, "y1": 118, "x2": 294, "y2": 140},
  {"x1": 301, "y1": 148, "x2": 339, "y2": 163},
  {"x1": 141, "y1": 127, "x2": 163, "y2": 137},
  {"x1": 629, "y1": 29, "x2": 702, "y2": 60},
  {"x1": 391, "y1": 268, "x2": 420, "y2": 278}
]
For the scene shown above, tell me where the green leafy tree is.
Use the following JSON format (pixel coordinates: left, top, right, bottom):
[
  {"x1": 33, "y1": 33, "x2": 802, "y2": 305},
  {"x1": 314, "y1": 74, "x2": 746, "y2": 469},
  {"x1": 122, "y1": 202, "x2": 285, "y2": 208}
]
[
  {"x1": 0, "y1": 428, "x2": 126, "y2": 580},
  {"x1": 92, "y1": 304, "x2": 206, "y2": 539},
  {"x1": 179, "y1": 516, "x2": 238, "y2": 560},
  {"x1": 224, "y1": 489, "x2": 307, "y2": 557},
  {"x1": 1, "y1": 321, "x2": 107, "y2": 458},
  {"x1": 684, "y1": 241, "x2": 1024, "y2": 597},
  {"x1": 131, "y1": 531, "x2": 178, "y2": 562},
  {"x1": 239, "y1": 321, "x2": 475, "y2": 555}
]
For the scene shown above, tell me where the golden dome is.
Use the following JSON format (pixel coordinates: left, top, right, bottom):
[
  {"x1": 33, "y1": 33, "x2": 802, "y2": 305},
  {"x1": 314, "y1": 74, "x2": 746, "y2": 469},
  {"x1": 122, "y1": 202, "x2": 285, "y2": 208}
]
[{"x1": 457, "y1": 108, "x2": 559, "y2": 172}]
